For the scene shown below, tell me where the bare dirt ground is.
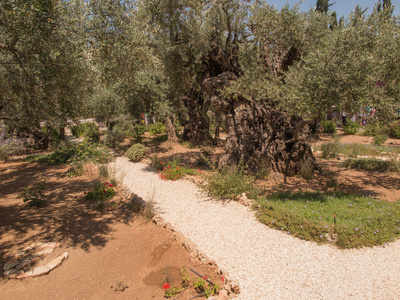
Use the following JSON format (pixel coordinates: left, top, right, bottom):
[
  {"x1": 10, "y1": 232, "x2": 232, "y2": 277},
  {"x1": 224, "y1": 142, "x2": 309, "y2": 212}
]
[{"x1": 0, "y1": 160, "x2": 222, "y2": 300}]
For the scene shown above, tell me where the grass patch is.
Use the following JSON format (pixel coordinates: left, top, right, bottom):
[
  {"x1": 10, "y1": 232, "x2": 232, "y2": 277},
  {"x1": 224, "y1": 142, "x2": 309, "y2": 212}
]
[
  {"x1": 340, "y1": 158, "x2": 399, "y2": 172},
  {"x1": 255, "y1": 191, "x2": 400, "y2": 248},
  {"x1": 316, "y1": 142, "x2": 400, "y2": 158}
]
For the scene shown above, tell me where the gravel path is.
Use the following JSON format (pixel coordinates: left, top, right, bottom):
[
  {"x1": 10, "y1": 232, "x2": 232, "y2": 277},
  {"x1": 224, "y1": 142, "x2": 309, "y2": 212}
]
[{"x1": 111, "y1": 157, "x2": 400, "y2": 299}]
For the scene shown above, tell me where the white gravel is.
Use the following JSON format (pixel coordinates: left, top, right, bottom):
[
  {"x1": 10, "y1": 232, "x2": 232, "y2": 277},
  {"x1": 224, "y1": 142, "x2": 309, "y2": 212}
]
[{"x1": 111, "y1": 157, "x2": 400, "y2": 299}]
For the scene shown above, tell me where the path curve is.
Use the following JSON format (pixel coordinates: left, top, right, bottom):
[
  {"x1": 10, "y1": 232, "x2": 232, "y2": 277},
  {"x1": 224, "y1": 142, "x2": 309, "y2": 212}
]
[{"x1": 110, "y1": 157, "x2": 400, "y2": 299}]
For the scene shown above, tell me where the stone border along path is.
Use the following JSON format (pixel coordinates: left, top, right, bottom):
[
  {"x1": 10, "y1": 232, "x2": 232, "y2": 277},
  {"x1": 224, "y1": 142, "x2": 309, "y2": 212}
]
[
  {"x1": 110, "y1": 157, "x2": 400, "y2": 299},
  {"x1": 3, "y1": 242, "x2": 68, "y2": 279}
]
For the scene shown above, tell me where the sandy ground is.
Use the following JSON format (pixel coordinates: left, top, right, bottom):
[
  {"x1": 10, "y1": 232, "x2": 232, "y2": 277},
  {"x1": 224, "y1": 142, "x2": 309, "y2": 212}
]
[{"x1": 0, "y1": 160, "x2": 222, "y2": 300}]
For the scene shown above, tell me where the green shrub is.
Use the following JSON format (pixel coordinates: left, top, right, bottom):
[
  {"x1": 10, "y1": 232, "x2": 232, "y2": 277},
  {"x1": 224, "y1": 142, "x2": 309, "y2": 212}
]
[
  {"x1": 157, "y1": 158, "x2": 197, "y2": 180},
  {"x1": 132, "y1": 124, "x2": 146, "y2": 143},
  {"x1": 343, "y1": 120, "x2": 359, "y2": 135},
  {"x1": 25, "y1": 142, "x2": 114, "y2": 165},
  {"x1": 18, "y1": 182, "x2": 46, "y2": 207},
  {"x1": 389, "y1": 122, "x2": 400, "y2": 139},
  {"x1": 320, "y1": 142, "x2": 340, "y2": 159},
  {"x1": 340, "y1": 158, "x2": 398, "y2": 173},
  {"x1": 373, "y1": 135, "x2": 388, "y2": 145},
  {"x1": 104, "y1": 127, "x2": 125, "y2": 148},
  {"x1": 84, "y1": 182, "x2": 116, "y2": 210},
  {"x1": 67, "y1": 162, "x2": 83, "y2": 177},
  {"x1": 71, "y1": 122, "x2": 100, "y2": 143},
  {"x1": 126, "y1": 143, "x2": 147, "y2": 162},
  {"x1": 149, "y1": 122, "x2": 166, "y2": 135},
  {"x1": 203, "y1": 163, "x2": 260, "y2": 200},
  {"x1": 322, "y1": 121, "x2": 336, "y2": 133}
]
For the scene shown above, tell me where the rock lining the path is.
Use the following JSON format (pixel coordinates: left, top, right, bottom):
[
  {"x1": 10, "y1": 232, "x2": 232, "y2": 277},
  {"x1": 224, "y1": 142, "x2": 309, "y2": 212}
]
[{"x1": 3, "y1": 242, "x2": 68, "y2": 279}]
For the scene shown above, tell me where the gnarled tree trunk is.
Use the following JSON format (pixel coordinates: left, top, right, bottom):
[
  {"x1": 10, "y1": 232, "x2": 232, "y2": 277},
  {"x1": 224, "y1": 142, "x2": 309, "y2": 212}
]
[
  {"x1": 202, "y1": 71, "x2": 316, "y2": 176},
  {"x1": 165, "y1": 115, "x2": 178, "y2": 143},
  {"x1": 181, "y1": 89, "x2": 212, "y2": 144}
]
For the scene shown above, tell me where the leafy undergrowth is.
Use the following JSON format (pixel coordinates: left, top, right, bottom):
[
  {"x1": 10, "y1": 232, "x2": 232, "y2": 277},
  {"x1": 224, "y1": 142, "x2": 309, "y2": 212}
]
[
  {"x1": 255, "y1": 191, "x2": 400, "y2": 248},
  {"x1": 316, "y1": 142, "x2": 400, "y2": 159},
  {"x1": 340, "y1": 158, "x2": 400, "y2": 173},
  {"x1": 157, "y1": 159, "x2": 198, "y2": 180},
  {"x1": 25, "y1": 142, "x2": 114, "y2": 165}
]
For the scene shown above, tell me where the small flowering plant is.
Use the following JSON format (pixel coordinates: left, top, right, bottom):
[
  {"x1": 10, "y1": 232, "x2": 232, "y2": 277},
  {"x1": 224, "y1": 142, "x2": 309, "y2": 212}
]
[
  {"x1": 157, "y1": 160, "x2": 199, "y2": 181},
  {"x1": 84, "y1": 182, "x2": 116, "y2": 209}
]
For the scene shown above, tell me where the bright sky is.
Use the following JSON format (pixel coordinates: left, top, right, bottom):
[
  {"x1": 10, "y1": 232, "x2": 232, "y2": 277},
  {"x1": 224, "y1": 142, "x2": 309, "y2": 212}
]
[{"x1": 265, "y1": 1, "x2": 399, "y2": 18}]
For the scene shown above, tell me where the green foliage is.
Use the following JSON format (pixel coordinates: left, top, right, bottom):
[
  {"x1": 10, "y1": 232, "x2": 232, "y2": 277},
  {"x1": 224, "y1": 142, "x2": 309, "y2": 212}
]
[
  {"x1": 19, "y1": 182, "x2": 46, "y2": 207},
  {"x1": 193, "y1": 278, "x2": 220, "y2": 298},
  {"x1": 322, "y1": 121, "x2": 337, "y2": 133},
  {"x1": 343, "y1": 120, "x2": 360, "y2": 135},
  {"x1": 256, "y1": 191, "x2": 400, "y2": 248},
  {"x1": 67, "y1": 161, "x2": 83, "y2": 177},
  {"x1": 132, "y1": 124, "x2": 146, "y2": 143},
  {"x1": 148, "y1": 122, "x2": 166, "y2": 135},
  {"x1": 389, "y1": 121, "x2": 400, "y2": 138},
  {"x1": 126, "y1": 143, "x2": 147, "y2": 162},
  {"x1": 84, "y1": 182, "x2": 116, "y2": 210},
  {"x1": 340, "y1": 158, "x2": 399, "y2": 172},
  {"x1": 71, "y1": 122, "x2": 100, "y2": 143},
  {"x1": 204, "y1": 163, "x2": 260, "y2": 200},
  {"x1": 373, "y1": 134, "x2": 388, "y2": 145},
  {"x1": 320, "y1": 142, "x2": 340, "y2": 159},
  {"x1": 158, "y1": 159, "x2": 197, "y2": 180},
  {"x1": 25, "y1": 142, "x2": 114, "y2": 165}
]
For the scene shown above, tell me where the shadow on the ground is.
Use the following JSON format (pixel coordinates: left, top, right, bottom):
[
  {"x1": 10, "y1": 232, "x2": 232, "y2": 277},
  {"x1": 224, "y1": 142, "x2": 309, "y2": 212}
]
[{"x1": 0, "y1": 161, "x2": 136, "y2": 269}]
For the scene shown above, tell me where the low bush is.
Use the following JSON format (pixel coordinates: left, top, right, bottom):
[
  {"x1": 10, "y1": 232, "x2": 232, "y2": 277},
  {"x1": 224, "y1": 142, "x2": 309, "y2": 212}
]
[
  {"x1": 255, "y1": 191, "x2": 400, "y2": 248},
  {"x1": 373, "y1": 135, "x2": 388, "y2": 145},
  {"x1": 25, "y1": 142, "x2": 114, "y2": 165},
  {"x1": 299, "y1": 161, "x2": 314, "y2": 180},
  {"x1": 322, "y1": 121, "x2": 336, "y2": 133},
  {"x1": 149, "y1": 122, "x2": 166, "y2": 135},
  {"x1": 19, "y1": 182, "x2": 46, "y2": 207},
  {"x1": 320, "y1": 142, "x2": 340, "y2": 159},
  {"x1": 203, "y1": 163, "x2": 260, "y2": 200},
  {"x1": 389, "y1": 121, "x2": 400, "y2": 139},
  {"x1": 343, "y1": 120, "x2": 360, "y2": 135},
  {"x1": 126, "y1": 143, "x2": 147, "y2": 162},
  {"x1": 84, "y1": 182, "x2": 116, "y2": 210},
  {"x1": 71, "y1": 122, "x2": 100, "y2": 142},
  {"x1": 157, "y1": 159, "x2": 197, "y2": 180},
  {"x1": 132, "y1": 124, "x2": 146, "y2": 143},
  {"x1": 340, "y1": 158, "x2": 399, "y2": 173}
]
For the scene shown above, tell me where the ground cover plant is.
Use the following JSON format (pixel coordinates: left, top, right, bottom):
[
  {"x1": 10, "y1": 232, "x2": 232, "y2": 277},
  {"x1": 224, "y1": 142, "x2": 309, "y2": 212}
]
[
  {"x1": 255, "y1": 191, "x2": 400, "y2": 248},
  {"x1": 84, "y1": 181, "x2": 116, "y2": 210},
  {"x1": 157, "y1": 159, "x2": 198, "y2": 181},
  {"x1": 203, "y1": 163, "x2": 260, "y2": 200},
  {"x1": 71, "y1": 122, "x2": 100, "y2": 142},
  {"x1": 316, "y1": 142, "x2": 400, "y2": 158},
  {"x1": 26, "y1": 142, "x2": 114, "y2": 165},
  {"x1": 340, "y1": 158, "x2": 400, "y2": 173},
  {"x1": 126, "y1": 143, "x2": 147, "y2": 162},
  {"x1": 18, "y1": 181, "x2": 46, "y2": 207}
]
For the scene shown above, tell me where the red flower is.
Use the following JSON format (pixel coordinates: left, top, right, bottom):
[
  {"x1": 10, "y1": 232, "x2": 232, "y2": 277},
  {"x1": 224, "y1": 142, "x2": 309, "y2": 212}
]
[
  {"x1": 163, "y1": 283, "x2": 170, "y2": 290},
  {"x1": 103, "y1": 190, "x2": 106, "y2": 193},
  {"x1": 104, "y1": 184, "x2": 107, "y2": 186},
  {"x1": 177, "y1": 175, "x2": 180, "y2": 177},
  {"x1": 203, "y1": 275, "x2": 208, "y2": 280},
  {"x1": 108, "y1": 184, "x2": 113, "y2": 187},
  {"x1": 160, "y1": 162, "x2": 162, "y2": 164},
  {"x1": 221, "y1": 276, "x2": 225, "y2": 282},
  {"x1": 168, "y1": 166, "x2": 171, "y2": 168},
  {"x1": 105, "y1": 182, "x2": 108, "y2": 185},
  {"x1": 176, "y1": 167, "x2": 179, "y2": 169},
  {"x1": 84, "y1": 191, "x2": 87, "y2": 195}
]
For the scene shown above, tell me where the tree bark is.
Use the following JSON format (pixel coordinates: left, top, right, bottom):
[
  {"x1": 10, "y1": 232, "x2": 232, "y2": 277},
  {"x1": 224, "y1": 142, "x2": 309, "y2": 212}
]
[
  {"x1": 202, "y1": 71, "x2": 316, "y2": 176},
  {"x1": 165, "y1": 115, "x2": 178, "y2": 143},
  {"x1": 181, "y1": 89, "x2": 212, "y2": 144}
]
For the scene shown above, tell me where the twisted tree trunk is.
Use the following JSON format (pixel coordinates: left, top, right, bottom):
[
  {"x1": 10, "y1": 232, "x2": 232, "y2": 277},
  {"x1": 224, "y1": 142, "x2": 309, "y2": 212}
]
[{"x1": 201, "y1": 72, "x2": 316, "y2": 176}]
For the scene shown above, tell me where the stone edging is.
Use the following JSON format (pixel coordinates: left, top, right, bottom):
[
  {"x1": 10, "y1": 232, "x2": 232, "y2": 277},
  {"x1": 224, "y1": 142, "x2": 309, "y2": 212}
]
[{"x1": 3, "y1": 242, "x2": 68, "y2": 279}]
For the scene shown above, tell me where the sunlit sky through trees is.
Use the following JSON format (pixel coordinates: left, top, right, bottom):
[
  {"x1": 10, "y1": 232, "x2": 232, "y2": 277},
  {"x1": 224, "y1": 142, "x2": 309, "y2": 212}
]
[{"x1": 266, "y1": 1, "x2": 399, "y2": 18}]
